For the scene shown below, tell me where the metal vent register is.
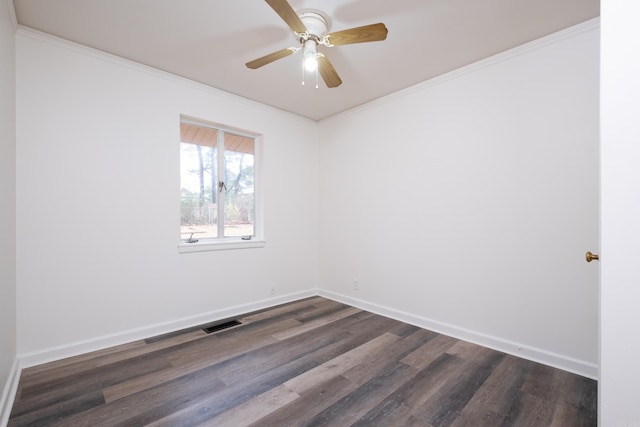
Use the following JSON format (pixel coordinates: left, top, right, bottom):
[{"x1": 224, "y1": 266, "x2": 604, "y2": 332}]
[{"x1": 203, "y1": 320, "x2": 241, "y2": 334}]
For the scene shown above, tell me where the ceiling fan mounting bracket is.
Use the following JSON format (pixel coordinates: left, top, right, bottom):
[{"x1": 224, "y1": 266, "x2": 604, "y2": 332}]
[{"x1": 295, "y1": 11, "x2": 330, "y2": 44}]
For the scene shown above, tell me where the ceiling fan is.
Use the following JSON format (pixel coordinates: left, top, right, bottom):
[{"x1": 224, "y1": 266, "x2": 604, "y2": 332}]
[{"x1": 246, "y1": 0, "x2": 388, "y2": 88}]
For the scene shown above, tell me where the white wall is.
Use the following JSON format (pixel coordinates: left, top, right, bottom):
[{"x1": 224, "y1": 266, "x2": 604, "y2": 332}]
[
  {"x1": 319, "y1": 21, "x2": 600, "y2": 377},
  {"x1": 600, "y1": 1, "x2": 640, "y2": 424},
  {"x1": 15, "y1": 30, "x2": 319, "y2": 361},
  {"x1": 0, "y1": 0, "x2": 17, "y2": 422},
  {"x1": 12, "y1": 11, "x2": 601, "y2": 384}
]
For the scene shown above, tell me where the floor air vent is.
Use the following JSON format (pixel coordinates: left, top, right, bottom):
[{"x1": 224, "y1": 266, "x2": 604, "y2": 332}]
[{"x1": 203, "y1": 320, "x2": 241, "y2": 334}]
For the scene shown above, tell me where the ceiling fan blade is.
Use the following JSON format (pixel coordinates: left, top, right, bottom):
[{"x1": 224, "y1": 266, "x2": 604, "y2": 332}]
[
  {"x1": 246, "y1": 47, "x2": 297, "y2": 69},
  {"x1": 318, "y1": 55, "x2": 342, "y2": 88},
  {"x1": 324, "y1": 23, "x2": 388, "y2": 46},
  {"x1": 265, "y1": 0, "x2": 307, "y2": 34}
]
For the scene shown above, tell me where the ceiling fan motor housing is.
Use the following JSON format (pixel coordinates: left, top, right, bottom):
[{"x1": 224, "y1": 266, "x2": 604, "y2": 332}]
[{"x1": 298, "y1": 12, "x2": 329, "y2": 41}]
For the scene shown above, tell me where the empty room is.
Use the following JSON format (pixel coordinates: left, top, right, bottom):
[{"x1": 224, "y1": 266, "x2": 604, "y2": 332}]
[{"x1": 1, "y1": 0, "x2": 639, "y2": 426}]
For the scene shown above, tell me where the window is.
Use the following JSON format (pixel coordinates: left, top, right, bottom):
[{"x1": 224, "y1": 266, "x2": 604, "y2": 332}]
[{"x1": 179, "y1": 117, "x2": 263, "y2": 252}]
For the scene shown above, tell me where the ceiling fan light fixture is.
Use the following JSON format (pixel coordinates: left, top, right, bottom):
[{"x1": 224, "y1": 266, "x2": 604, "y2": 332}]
[
  {"x1": 304, "y1": 55, "x2": 318, "y2": 72},
  {"x1": 303, "y1": 39, "x2": 318, "y2": 72}
]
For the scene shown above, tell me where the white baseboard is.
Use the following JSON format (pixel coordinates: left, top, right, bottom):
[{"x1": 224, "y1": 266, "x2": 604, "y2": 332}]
[
  {"x1": 18, "y1": 289, "x2": 316, "y2": 369},
  {"x1": 14, "y1": 286, "x2": 596, "y2": 390},
  {"x1": 0, "y1": 358, "x2": 20, "y2": 427},
  {"x1": 319, "y1": 290, "x2": 598, "y2": 380}
]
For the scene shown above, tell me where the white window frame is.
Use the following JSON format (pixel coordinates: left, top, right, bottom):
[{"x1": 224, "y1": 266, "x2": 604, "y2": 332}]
[{"x1": 178, "y1": 115, "x2": 264, "y2": 253}]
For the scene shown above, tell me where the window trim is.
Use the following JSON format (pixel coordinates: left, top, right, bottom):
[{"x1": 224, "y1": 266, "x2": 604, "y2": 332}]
[
  {"x1": 178, "y1": 238, "x2": 266, "y2": 253},
  {"x1": 179, "y1": 115, "x2": 264, "y2": 253}
]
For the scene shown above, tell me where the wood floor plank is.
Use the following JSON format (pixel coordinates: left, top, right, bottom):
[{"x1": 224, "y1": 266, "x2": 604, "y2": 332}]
[
  {"x1": 447, "y1": 409, "x2": 508, "y2": 427},
  {"x1": 199, "y1": 384, "x2": 301, "y2": 427},
  {"x1": 154, "y1": 345, "x2": 337, "y2": 425},
  {"x1": 7, "y1": 390, "x2": 105, "y2": 427},
  {"x1": 144, "y1": 312, "x2": 403, "y2": 426},
  {"x1": 48, "y1": 366, "x2": 227, "y2": 427},
  {"x1": 411, "y1": 347, "x2": 505, "y2": 426},
  {"x1": 214, "y1": 311, "x2": 400, "y2": 391},
  {"x1": 342, "y1": 328, "x2": 435, "y2": 387},
  {"x1": 400, "y1": 333, "x2": 458, "y2": 370},
  {"x1": 448, "y1": 354, "x2": 529, "y2": 425},
  {"x1": 237, "y1": 296, "x2": 326, "y2": 324},
  {"x1": 285, "y1": 332, "x2": 400, "y2": 394},
  {"x1": 506, "y1": 391, "x2": 556, "y2": 426},
  {"x1": 139, "y1": 357, "x2": 319, "y2": 427},
  {"x1": 8, "y1": 297, "x2": 597, "y2": 426},
  {"x1": 133, "y1": 317, "x2": 365, "y2": 425},
  {"x1": 271, "y1": 306, "x2": 362, "y2": 340},
  {"x1": 19, "y1": 339, "x2": 148, "y2": 377},
  {"x1": 567, "y1": 374, "x2": 598, "y2": 425},
  {"x1": 550, "y1": 399, "x2": 584, "y2": 427},
  {"x1": 103, "y1": 317, "x2": 302, "y2": 402},
  {"x1": 165, "y1": 319, "x2": 295, "y2": 367},
  {"x1": 11, "y1": 355, "x2": 173, "y2": 417},
  {"x1": 292, "y1": 299, "x2": 352, "y2": 322},
  {"x1": 247, "y1": 375, "x2": 356, "y2": 427},
  {"x1": 303, "y1": 362, "x2": 418, "y2": 426},
  {"x1": 18, "y1": 329, "x2": 206, "y2": 392},
  {"x1": 352, "y1": 353, "x2": 463, "y2": 426}
]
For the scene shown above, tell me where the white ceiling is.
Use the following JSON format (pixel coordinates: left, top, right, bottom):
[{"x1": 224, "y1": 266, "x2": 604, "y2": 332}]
[{"x1": 13, "y1": 0, "x2": 599, "y2": 121}]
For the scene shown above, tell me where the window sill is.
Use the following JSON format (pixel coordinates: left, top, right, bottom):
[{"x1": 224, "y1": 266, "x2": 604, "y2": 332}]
[{"x1": 178, "y1": 239, "x2": 266, "y2": 253}]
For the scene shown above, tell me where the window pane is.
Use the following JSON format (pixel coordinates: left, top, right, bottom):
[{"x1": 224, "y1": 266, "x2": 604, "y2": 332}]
[
  {"x1": 224, "y1": 133, "x2": 255, "y2": 237},
  {"x1": 180, "y1": 123, "x2": 219, "y2": 239}
]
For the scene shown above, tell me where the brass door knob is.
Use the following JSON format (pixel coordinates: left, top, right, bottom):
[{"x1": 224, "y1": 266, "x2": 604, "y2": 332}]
[{"x1": 586, "y1": 251, "x2": 599, "y2": 262}]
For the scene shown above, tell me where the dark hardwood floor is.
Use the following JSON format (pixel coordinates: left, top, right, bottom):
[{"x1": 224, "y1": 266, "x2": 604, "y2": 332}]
[{"x1": 8, "y1": 297, "x2": 597, "y2": 426}]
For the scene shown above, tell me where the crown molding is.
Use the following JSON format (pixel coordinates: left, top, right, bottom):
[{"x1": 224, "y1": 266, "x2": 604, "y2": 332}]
[
  {"x1": 6, "y1": 0, "x2": 17, "y2": 31},
  {"x1": 15, "y1": 25, "x2": 316, "y2": 125}
]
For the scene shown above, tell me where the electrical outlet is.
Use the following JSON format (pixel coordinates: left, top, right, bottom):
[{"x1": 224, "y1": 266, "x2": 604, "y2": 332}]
[
  {"x1": 353, "y1": 280, "x2": 359, "y2": 291},
  {"x1": 270, "y1": 284, "x2": 276, "y2": 295}
]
